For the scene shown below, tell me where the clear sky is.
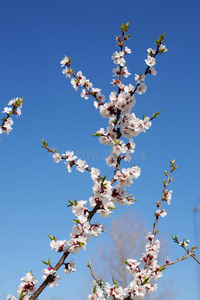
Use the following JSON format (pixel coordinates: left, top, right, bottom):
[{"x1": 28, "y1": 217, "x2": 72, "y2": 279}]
[{"x1": 0, "y1": 0, "x2": 200, "y2": 299}]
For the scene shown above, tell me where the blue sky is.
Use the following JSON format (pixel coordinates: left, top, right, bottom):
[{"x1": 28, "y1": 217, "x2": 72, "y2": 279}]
[{"x1": 0, "y1": 0, "x2": 200, "y2": 299}]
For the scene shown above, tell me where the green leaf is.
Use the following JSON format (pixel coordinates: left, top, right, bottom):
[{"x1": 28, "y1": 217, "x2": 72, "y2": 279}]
[
  {"x1": 112, "y1": 276, "x2": 117, "y2": 285},
  {"x1": 152, "y1": 111, "x2": 161, "y2": 119},
  {"x1": 149, "y1": 49, "x2": 154, "y2": 56},
  {"x1": 47, "y1": 234, "x2": 56, "y2": 241},
  {"x1": 170, "y1": 159, "x2": 175, "y2": 165},
  {"x1": 159, "y1": 32, "x2": 165, "y2": 41},
  {"x1": 120, "y1": 24, "x2": 125, "y2": 31},
  {"x1": 158, "y1": 266, "x2": 166, "y2": 271},
  {"x1": 125, "y1": 21, "x2": 130, "y2": 27},
  {"x1": 42, "y1": 139, "x2": 49, "y2": 148},
  {"x1": 78, "y1": 242, "x2": 85, "y2": 246},
  {"x1": 67, "y1": 199, "x2": 76, "y2": 207},
  {"x1": 42, "y1": 139, "x2": 47, "y2": 146},
  {"x1": 67, "y1": 199, "x2": 75, "y2": 207},
  {"x1": 72, "y1": 219, "x2": 79, "y2": 224},
  {"x1": 142, "y1": 276, "x2": 150, "y2": 284},
  {"x1": 100, "y1": 175, "x2": 107, "y2": 183},
  {"x1": 122, "y1": 259, "x2": 128, "y2": 264},
  {"x1": 92, "y1": 132, "x2": 101, "y2": 137},
  {"x1": 120, "y1": 21, "x2": 129, "y2": 32},
  {"x1": 155, "y1": 37, "x2": 160, "y2": 45},
  {"x1": 42, "y1": 258, "x2": 51, "y2": 266},
  {"x1": 19, "y1": 291, "x2": 25, "y2": 299}
]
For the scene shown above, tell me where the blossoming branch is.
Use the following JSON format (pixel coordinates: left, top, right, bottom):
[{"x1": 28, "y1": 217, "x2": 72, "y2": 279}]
[
  {"x1": 0, "y1": 97, "x2": 23, "y2": 136},
  {"x1": 7, "y1": 22, "x2": 199, "y2": 300}
]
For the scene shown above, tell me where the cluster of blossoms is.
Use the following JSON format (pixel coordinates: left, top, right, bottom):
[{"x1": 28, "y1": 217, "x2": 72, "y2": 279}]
[
  {"x1": 89, "y1": 162, "x2": 178, "y2": 300},
  {"x1": 0, "y1": 97, "x2": 23, "y2": 135},
  {"x1": 67, "y1": 221, "x2": 105, "y2": 254},
  {"x1": 48, "y1": 192, "x2": 106, "y2": 257},
  {"x1": 88, "y1": 281, "x2": 105, "y2": 300},
  {"x1": 41, "y1": 267, "x2": 61, "y2": 288},
  {"x1": 7, "y1": 272, "x2": 41, "y2": 300},
  {"x1": 162, "y1": 189, "x2": 172, "y2": 205},
  {"x1": 114, "y1": 166, "x2": 141, "y2": 187},
  {"x1": 59, "y1": 31, "x2": 165, "y2": 182},
  {"x1": 7, "y1": 272, "x2": 38, "y2": 300},
  {"x1": 52, "y1": 150, "x2": 88, "y2": 173},
  {"x1": 88, "y1": 231, "x2": 162, "y2": 299},
  {"x1": 178, "y1": 238, "x2": 190, "y2": 248},
  {"x1": 84, "y1": 36, "x2": 167, "y2": 171},
  {"x1": 111, "y1": 45, "x2": 132, "y2": 66},
  {"x1": 61, "y1": 56, "x2": 105, "y2": 104},
  {"x1": 8, "y1": 258, "x2": 75, "y2": 299}
]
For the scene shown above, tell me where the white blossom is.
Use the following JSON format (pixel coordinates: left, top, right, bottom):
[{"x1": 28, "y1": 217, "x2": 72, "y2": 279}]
[
  {"x1": 111, "y1": 51, "x2": 126, "y2": 66},
  {"x1": 159, "y1": 44, "x2": 167, "y2": 52},
  {"x1": 145, "y1": 56, "x2": 156, "y2": 67},
  {"x1": 90, "y1": 167, "x2": 100, "y2": 182},
  {"x1": 81, "y1": 89, "x2": 89, "y2": 100},
  {"x1": 72, "y1": 200, "x2": 89, "y2": 223},
  {"x1": 42, "y1": 268, "x2": 60, "y2": 288},
  {"x1": 71, "y1": 78, "x2": 79, "y2": 91},
  {"x1": 163, "y1": 190, "x2": 172, "y2": 204},
  {"x1": 76, "y1": 159, "x2": 88, "y2": 172},
  {"x1": 114, "y1": 166, "x2": 141, "y2": 187},
  {"x1": 17, "y1": 272, "x2": 38, "y2": 298},
  {"x1": 89, "y1": 223, "x2": 105, "y2": 237},
  {"x1": 149, "y1": 67, "x2": 157, "y2": 75},
  {"x1": 126, "y1": 259, "x2": 140, "y2": 273},
  {"x1": 50, "y1": 239, "x2": 68, "y2": 252},
  {"x1": 136, "y1": 82, "x2": 147, "y2": 95},
  {"x1": 64, "y1": 259, "x2": 76, "y2": 274},
  {"x1": 124, "y1": 46, "x2": 132, "y2": 54},
  {"x1": 155, "y1": 209, "x2": 167, "y2": 217},
  {"x1": 62, "y1": 67, "x2": 71, "y2": 78},
  {"x1": 88, "y1": 281, "x2": 105, "y2": 300},
  {"x1": 53, "y1": 152, "x2": 62, "y2": 163},
  {"x1": 104, "y1": 283, "x2": 127, "y2": 299},
  {"x1": 135, "y1": 73, "x2": 145, "y2": 83},
  {"x1": 60, "y1": 55, "x2": 69, "y2": 67},
  {"x1": 122, "y1": 66, "x2": 131, "y2": 78},
  {"x1": 2, "y1": 107, "x2": 12, "y2": 114},
  {"x1": 67, "y1": 236, "x2": 87, "y2": 254}
]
